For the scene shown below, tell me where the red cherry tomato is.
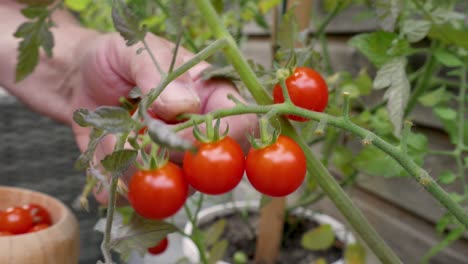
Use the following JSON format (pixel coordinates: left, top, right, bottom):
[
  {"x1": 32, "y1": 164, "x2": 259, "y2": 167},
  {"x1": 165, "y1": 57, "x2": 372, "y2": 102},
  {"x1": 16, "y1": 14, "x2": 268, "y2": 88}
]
[
  {"x1": 246, "y1": 135, "x2": 307, "y2": 197},
  {"x1": 28, "y1": 223, "x2": 50, "y2": 233},
  {"x1": 147, "y1": 237, "x2": 169, "y2": 255},
  {"x1": 128, "y1": 162, "x2": 189, "y2": 220},
  {"x1": 22, "y1": 204, "x2": 52, "y2": 225},
  {"x1": 273, "y1": 67, "x2": 328, "y2": 121},
  {"x1": 0, "y1": 231, "x2": 12, "y2": 236},
  {"x1": 0, "y1": 207, "x2": 34, "y2": 234},
  {"x1": 183, "y1": 136, "x2": 245, "y2": 195}
]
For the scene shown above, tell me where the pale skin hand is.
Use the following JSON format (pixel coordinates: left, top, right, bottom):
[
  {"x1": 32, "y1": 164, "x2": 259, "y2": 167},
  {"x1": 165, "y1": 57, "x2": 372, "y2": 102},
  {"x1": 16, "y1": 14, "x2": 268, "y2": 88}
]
[{"x1": 0, "y1": 1, "x2": 258, "y2": 203}]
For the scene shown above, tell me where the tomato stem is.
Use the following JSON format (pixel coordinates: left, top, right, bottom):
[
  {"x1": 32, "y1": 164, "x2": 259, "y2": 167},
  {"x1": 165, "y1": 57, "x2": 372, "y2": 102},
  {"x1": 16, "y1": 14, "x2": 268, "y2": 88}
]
[{"x1": 279, "y1": 78, "x2": 292, "y2": 104}]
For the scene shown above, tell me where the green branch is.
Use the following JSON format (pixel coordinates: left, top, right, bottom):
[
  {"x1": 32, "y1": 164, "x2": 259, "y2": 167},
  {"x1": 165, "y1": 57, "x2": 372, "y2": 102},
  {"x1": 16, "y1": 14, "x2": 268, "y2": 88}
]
[{"x1": 193, "y1": 1, "x2": 403, "y2": 263}]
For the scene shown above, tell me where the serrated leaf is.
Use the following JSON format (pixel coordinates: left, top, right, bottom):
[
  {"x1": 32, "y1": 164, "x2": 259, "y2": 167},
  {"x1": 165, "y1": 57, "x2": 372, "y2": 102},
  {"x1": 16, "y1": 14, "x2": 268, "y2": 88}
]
[
  {"x1": 165, "y1": 0, "x2": 188, "y2": 35},
  {"x1": 65, "y1": 0, "x2": 91, "y2": 12},
  {"x1": 438, "y1": 171, "x2": 456, "y2": 185},
  {"x1": 301, "y1": 224, "x2": 335, "y2": 251},
  {"x1": 95, "y1": 213, "x2": 177, "y2": 262},
  {"x1": 277, "y1": 8, "x2": 298, "y2": 50},
  {"x1": 38, "y1": 22, "x2": 54, "y2": 57},
  {"x1": 73, "y1": 106, "x2": 138, "y2": 133},
  {"x1": 147, "y1": 119, "x2": 193, "y2": 151},
  {"x1": 436, "y1": 213, "x2": 455, "y2": 234},
  {"x1": 74, "y1": 128, "x2": 107, "y2": 170},
  {"x1": 349, "y1": 32, "x2": 410, "y2": 67},
  {"x1": 373, "y1": 0, "x2": 402, "y2": 32},
  {"x1": 421, "y1": 226, "x2": 465, "y2": 264},
  {"x1": 15, "y1": 38, "x2": 39, "y2": 82},
  {"x1": 208, "y1": 239, "x2": 228, "y2": 264},
  {"x1": 373, "y1": 57, "x2": 410, "y2": 136},
  {"x1": 203, "y1": 219, "x2": 226, "y2": 247},
  {"x1": 344, "y1": 243, "x2": 366, "y2": 264},
  {"x1": 434, "y1": 50, "x2": 463, "y2": 67},
  {"x1": 101, "y1": 149, "x2": 137, "y2": 177},
  {"x1": 401, "y1": 19, "x2": 431, "y2": 43},
  {"x1": 112, "y1": 0, "x2": 146, "y2": 46},
  {"x1": 418, "y1": 87, "x2": 451, "y2": 107}
]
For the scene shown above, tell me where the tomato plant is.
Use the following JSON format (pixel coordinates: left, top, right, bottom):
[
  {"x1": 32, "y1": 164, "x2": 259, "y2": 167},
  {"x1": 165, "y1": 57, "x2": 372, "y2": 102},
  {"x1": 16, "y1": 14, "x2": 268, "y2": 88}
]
[
  {"x1": 147, "y1": 237, "x2": 169, "y2": 255},
  {"x1": 22, "y1": 204, "x2": 52, "y2": 226},
  {"x1": 246, "y1": 135, "x2": 307, "y2": 197},
  {"x1": 183, "y1": 136, "x2": 245, "y2": 195},
  {"x1": 0, "y1": 207, "x2": 34, "y2": 234},
  {"x1": 273, "y1": 67, "x2": 328, "y2": 122},
  {"x1": 128, "y1": 162, "x2": 189, "y2": 220}
]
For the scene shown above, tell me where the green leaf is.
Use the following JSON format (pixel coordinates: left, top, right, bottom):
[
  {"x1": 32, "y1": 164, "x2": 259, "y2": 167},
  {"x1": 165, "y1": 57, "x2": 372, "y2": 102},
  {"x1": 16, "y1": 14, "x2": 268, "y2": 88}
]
[
  {"x1": 277, "y1": 8, "x2": 299, "y2": 50},
  {"x1": 354, "y1": 69, "x2": 372, "y2": 96},
  {"x1": 301, "y1": 224, "x2": 335, "y2": 251},
  {"x1": 211, "y1": 0, "x2": 223, "y2": 14},
  {"x1": 418, "y1": 87, "x2": 451, "y2": 107},
  {"x1": 436, "y1": 213, "x2": 455, "y2": 234},
  {"x1": 421, "y1": 226, "x2": 465, "y2": 264},
  {"x1": 116, "y1": 206, "x2": 135, "y2": 225},
  {"x1": 429, "y1": 24, "x2": 468, "y2": 50},
  {"x1": 332, "y1": 146, "x2": 355, "y2": 176},
  {"x1": 407, "y1": 132, "x2": 427, "y2": 151},
  {"x1": 401, "y1": 19, "x2": 431, "y2": 43},
  {"x1": 373, "y1": 57, "x2": 410, "y2": 136},
  {"x1": 208, "y1": 239, "x2": 228, "y2": 264},
  {"x1": 438, "y1": 171, "x2": 457, "y2": 185},
  {"x1": 448, "y1": 192, "x2": 464, "y2": 203},
  {"x1": 94, "y1": 213, "x2": 177, "y2": 262},
  {"x1": 74, "y1": 128, "x2": 107, "y2": 170},
  {"x1": 353, "y1": 146, "x2": 404, "y2": 177},
  {"x1": 259, "y1": 0, "x2": 281, "y2": 13},
  {"x1": 64, "y1": 0, "x2": 91, "y2": 11},
  {"x1": 101, "y1": 149, "x2": 137, "y2": 177},
  {"x1": 374, "y1": 0, "x2": 402, "y2": 32},
  {"x1": 112, "y1": 0, "x2": 146, "y2": 46},
  {"x1": 434, "y1": 50, "x2": 463, "y2": 67},
  {"x1": 147, "y1": 119, "x2": 193, "y2": 151},
  {"x1": 344, "y1": 243, "x2": 366, "y2": 264},
  {"x1": 233, "y1": 251, "x2": 248, "y2": 264},
  {"x1": 201, "y1": 65, "x2": 240, "y2": 81},
  {"x1": 73, "y1": 106, "x2": 138, "y2": 133},
  {"x1": 203, "y1": 219, "x2": 227, "y2": 248},
  {"x1": 434, "y1": 107, "x2": 457, "y2": 120},
  {"x1": 349, "y1": 32, "x2": 410, "y2": 67},
  {"x1": 21, "y1": 7, "x2": 48, "y2": 19}
]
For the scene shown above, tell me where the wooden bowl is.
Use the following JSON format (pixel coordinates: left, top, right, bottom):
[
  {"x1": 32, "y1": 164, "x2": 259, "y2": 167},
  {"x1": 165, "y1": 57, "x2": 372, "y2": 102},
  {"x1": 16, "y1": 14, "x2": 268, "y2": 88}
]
[{"x1": 0, "y1": 186, "x2": 80, "y2": 264}]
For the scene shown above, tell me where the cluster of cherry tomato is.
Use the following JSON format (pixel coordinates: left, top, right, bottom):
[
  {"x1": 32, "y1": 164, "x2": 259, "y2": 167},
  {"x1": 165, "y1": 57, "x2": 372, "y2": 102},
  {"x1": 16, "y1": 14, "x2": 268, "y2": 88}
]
[
  {"x1": 0, "y1": 203, "x2": 52, "y2": 236},
  {"x1": 126, "y1": 67, "x2": 328, "y2": 225}
]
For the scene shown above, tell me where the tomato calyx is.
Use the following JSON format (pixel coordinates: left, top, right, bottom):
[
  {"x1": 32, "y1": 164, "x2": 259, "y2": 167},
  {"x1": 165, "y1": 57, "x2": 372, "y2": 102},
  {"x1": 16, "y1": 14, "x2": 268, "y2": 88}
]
[
  {"x1": 192, "y1": 114, "x2": 229, "y2": 144},
  {"x1": 136, "y1": 143, "x2": 170, "y2": 172},
  {"x1": 247, "y1": 117, "x2": 280, "y2": 150}
]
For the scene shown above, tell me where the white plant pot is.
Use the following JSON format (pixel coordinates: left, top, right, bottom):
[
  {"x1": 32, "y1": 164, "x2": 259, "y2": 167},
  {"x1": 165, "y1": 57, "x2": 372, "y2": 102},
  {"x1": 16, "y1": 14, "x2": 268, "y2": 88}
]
[{"x1": 182, "y1": 200, "x2": 356, "y2": 264}]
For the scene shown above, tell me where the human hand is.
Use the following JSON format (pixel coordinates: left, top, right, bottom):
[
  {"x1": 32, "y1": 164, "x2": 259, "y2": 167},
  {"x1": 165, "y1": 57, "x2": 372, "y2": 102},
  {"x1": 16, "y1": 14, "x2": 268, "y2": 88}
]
[{"x1": 69, "y1": 33, "x2": 258, "y2": 204}]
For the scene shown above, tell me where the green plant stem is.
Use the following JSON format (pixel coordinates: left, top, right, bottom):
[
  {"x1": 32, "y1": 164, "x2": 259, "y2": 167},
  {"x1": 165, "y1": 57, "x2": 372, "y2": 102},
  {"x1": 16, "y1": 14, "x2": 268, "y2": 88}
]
[
  {"x1": 456, "y1": 66, "x2": 467, "y2": 195},
  {"x1": 405, "y1": 42, "x2": 439, "y2": 117},
  {"x1": 184, "y1": 205, "x2": 209, "y2": 264},
  {"x1": 145, "y1": 38, "x2": 228, "y2": 107},
  {"x1": 194, "y1": 2, "x2": 402, "y2": 263},
  {"x1": 100, "y1": 133, "x2": 128, "y2": 264},
  {"x1": 173, "y1": 101, "x2": 468, "y2": 229},
  {"x1": 142, "y1": 39, "x2": 166, "y2": 77}
]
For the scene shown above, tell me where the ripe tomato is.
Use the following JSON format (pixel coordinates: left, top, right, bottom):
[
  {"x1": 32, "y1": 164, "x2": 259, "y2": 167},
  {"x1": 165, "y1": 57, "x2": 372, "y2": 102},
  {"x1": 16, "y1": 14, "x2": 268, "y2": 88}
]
[
  {"x1": 22, "y1": 204, "x2": 52, "y2": 225},
  {"x1": 0, "y1": 207, "x2": 34, "y2": 234},
  {"x1": 273, "y1": 67, "x2": 328, "y2": 121},
  {"x1": 183, "y1": 136, "x2": 245, "y2": 195},
  {"x1": 28, "y1": 223, "x2": 50, "y2": 233},
  {"x1": 128, "y1": 162, "x2": 188, "y2": 220},
  {"x1": 0, "y1": 231, "x2": 12, "y2": 236},
  {"x1": 246, "y1": 135, "x2": 306, "y2": 197},
  {"x1": 147, "y1": 237, "x2": 169, "y2": 255}
]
